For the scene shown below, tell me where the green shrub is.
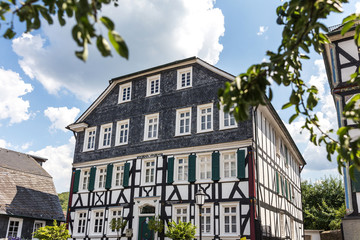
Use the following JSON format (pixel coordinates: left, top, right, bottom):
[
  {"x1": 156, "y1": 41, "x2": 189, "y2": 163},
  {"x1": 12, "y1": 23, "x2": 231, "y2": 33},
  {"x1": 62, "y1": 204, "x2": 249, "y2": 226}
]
[
  {"x1": 33, "y1": 220, "x2": 70, "y2": 240},
  {"x1": 165, "y1": 221, "x2": 196, "y2": 240}
]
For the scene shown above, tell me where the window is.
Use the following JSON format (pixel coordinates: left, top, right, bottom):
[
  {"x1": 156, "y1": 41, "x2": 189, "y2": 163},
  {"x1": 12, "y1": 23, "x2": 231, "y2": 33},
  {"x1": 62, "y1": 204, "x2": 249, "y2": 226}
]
[
  {"x1": 6, "y1": 218, "x2": 23, "y2": 238},
  {"x1": 175, "y1": 107, "x2": 191, "y2": 136},
  {"x1": 108, "y1": 208, "x2": 123, "y2": 234},
  {"x1": 219, "y1": 106, "x2": 237, "y2": 129},
  {"x1": 173, "y1": 205, "x2": 189, "y2": 223},
  {"x1": 118, "y1": 82, "x2": 131, "y2": 103},
  {"x1": 198, "y1": 154, "x2": 211, "y2": 180},
  {"x1": 80, "y1": 169, "x2": 90, "y2": 191},
  {"x1": 116, "y1": 119, "x2": 129, "y2": 146},
  {"x1": 99, "y1": 123, "x2": 112, "y2": 149},
  {"x1": 147, "y1": 75, "x2": 160, "y2": 96},
  {"x1": 177, "y1": 67, "x2": 192, "y2": 89},
  {"x1": 175, "y1": 156, "x2": 188, "y2": 182},
  {"x1": 220, "y1": 204, "x2": 239, "y2": 235},
  {"x1": 91, "y1": 210, "x2": 104, "y2": 235},
  {"x1": 197, "y1": 103, "x2": 213, "y2": 133},
  {"x1": 222, "y1": 151, "x2": 236, "y2": 178},
  {"x1": 83, "y1": 127, "x2": 96, "y2": 151},
  {"x1": 144, "y1": 113, "x2": 159, "y2": 141},
  {"x1": 113, "y1": 164, "x2": 124, "y2": 187},
  {"x1": 32, "y1": 220, "x2": 45, "y2": 239},
  {"x1": 96, "y1": 167, "x2": 107, "y2": 189},
  {"x1": 142, "y1": 159, "x2": 156, "y2": 185},
  {"x1": 74, "y1": 211, "x2": 87, "y2": 235},
  {"x1": 197, "y1": 205, "x2": 212, "y2": 235}
]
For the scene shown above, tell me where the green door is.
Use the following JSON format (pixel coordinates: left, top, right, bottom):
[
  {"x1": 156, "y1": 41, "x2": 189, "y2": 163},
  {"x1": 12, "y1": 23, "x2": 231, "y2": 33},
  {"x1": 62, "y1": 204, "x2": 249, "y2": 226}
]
[{"x1": 138, "y1": 216, "x2": 154, "y2": 240}]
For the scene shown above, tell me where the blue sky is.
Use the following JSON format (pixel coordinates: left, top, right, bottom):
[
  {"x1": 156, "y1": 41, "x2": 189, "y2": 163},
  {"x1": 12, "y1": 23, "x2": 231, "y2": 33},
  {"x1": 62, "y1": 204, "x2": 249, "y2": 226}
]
[{"x1": 0, "y1": 0, "x2": 358, "y2": 193}]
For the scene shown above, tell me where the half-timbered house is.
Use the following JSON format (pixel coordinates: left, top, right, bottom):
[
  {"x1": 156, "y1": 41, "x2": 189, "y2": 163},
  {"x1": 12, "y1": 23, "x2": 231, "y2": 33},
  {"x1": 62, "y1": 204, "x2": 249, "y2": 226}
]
[{"x1": 66, "y1": 57, "x2": 305, "y2": 240}]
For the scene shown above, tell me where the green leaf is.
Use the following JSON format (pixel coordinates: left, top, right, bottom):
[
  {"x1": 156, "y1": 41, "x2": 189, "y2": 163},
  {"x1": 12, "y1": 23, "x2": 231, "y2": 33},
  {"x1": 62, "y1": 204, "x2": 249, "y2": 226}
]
[
  {"x1": 100, "y1": 16, "x2": 114, "y2": 30},
  {"x1": 3, "y1": 28, "x2": 15, "y2": 39},
  {"x1": 108, "y1": 30, "x2": 129, "y2": 59},
  {"x1": 96, "y1": 35, "x2": 111, "y2": 57},
  {"x1": 289, "y1": 113, "x2": 298, "y2": 124},
  {"x1": 341, "y1": 21, "x2": 355, "y2": 36},
  {"x1": 282, "y1": 102, "x2": 293, "y2": 109}
]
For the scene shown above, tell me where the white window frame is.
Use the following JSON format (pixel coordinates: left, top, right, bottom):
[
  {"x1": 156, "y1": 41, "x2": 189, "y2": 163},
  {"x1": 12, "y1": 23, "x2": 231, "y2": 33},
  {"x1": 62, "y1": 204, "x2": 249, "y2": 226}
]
[
  {"x1": 115, "y1": 119, "x2": 130, "y2": 146},
  {"x1": 141, "y1": 159, "x2": 156, "y2": 186},
  {"x1": 32, "y1": 220, "x2": 46, "y2": 239},
  {"x1": 118, "y1": 82, "x2": 132, "y2": 103},
  {"x1": 174, "y1": 155, "x2": 188, "y2": 183},
  {"x1": 219, "y1": 203, "x2": 239, "y2": 236},
  {"x1": 220, "y1": 151, "x2": 237, "y2": 181},
  {"x1": 95, "y1": 167, "x2": 107, "y2": 190},
  {"x1": 197, "y1": 154, "x2": 212, "y2": 181},
  {"x1": 175, "y1": 107, "x2": 192, "y2": 136},
  {"x1": 144, "y1": 113, "x2": 159, "y2": 141},
  {"x1": 177, "y1": 67, "x2": 192, "y2": 90},
  {"x1": 80, "y1": 168, "x2": 90, "y2": 192},
  {"x1": 195, "y1": 203, "x2": 213, "y2": 236},
  {"x1": 112, "y1": 163, "x2": 125, "y2": 188},
  {"x1": 197, "y1": 103, "x2": 213, "y2": 133},
  {"x1": 219, "y1": 106, "x2": 237, "y2": 130},
  {"x1": 99, "y1": 123, "x2": 112, "y2": 149},
  {"x1": 90, "y1": 209, "x2": 105, "y2": 236},
  {"x1": 146, "y1": 74, "x2": 161, "y2": 97},
  {"x1": 107, "y1": 207, "x2": 124, "y2": 236},
  {"x1": 172, "y1": 204, "x2": 189, "y2": 223},
  {"x1": 73, "y1": 211, "x2": 88, "y2": 236},
  {"x1": 83, "y1": 127, "x2": 96, "y2": 152},
  {"x1": 6, "y1": 217, "x2": 23, "y2": 238}
]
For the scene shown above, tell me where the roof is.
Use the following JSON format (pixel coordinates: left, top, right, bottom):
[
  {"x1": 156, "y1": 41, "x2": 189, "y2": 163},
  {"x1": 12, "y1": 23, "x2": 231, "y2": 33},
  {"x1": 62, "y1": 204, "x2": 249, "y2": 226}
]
[{"x1": 0, "y1": 148, "x2": 65, "y2": 221}]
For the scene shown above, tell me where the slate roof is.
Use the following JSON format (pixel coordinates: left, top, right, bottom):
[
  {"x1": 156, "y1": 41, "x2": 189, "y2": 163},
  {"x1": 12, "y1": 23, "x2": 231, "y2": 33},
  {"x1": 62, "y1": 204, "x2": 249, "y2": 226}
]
[{"x1": 0, "y1": 148, "x2": 65, "y2": 221}]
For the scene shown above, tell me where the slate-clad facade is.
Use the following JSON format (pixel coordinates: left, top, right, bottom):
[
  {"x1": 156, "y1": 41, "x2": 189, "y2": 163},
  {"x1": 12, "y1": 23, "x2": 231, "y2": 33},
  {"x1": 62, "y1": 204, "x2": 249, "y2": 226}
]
[{"x1": 67, "y1": 57, "x2": 305, "y2": 240}]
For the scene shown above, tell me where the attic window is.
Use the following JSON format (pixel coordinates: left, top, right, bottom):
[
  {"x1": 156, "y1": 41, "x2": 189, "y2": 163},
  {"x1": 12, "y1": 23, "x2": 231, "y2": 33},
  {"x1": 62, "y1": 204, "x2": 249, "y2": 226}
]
[
  {"x1": 177, "y1": 67, "x2": 192, "y2": 90},
  {"x1": 119, "y1": 82, "x2": 132, "y2": 103}
]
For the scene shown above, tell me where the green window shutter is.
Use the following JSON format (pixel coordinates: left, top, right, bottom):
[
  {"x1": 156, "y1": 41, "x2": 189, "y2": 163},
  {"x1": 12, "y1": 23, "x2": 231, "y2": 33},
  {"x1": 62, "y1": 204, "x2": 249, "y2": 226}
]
[
  {"x1": 167, "y1": 157, "x2": 174, "y2": 184},
  {"x1": 280, "y1": 176, "x2": 284, "y2": 196},
  {"x1": 212, "y1": 151, "x2": 220, "y2": 181},
  {"x1": 105, "y1": 164, "x2": 113, "y2": 189},
  {"x1": 289, "y1": 183, "x2": 292, "y2": 200},
  {"x1": 123, "y1": 162, "x2": 130, "y2": 187},
  {"x1": 276, "y1": 171, "x2": 279, "y2": 194},
  {"x1": 188, "y1": 154, "x2": 196, "y2": 183},
  {"x1": 73, "y1": 169, "x2": 81, "y2": 193},
  {"x1": 352, "y1": 166, "x2": 360, "y2": 192},
  {"x1": 285, "y1": 179, "x2": 288, "y2": 199},
  {"x1": 88, "y1": 166, "x2": 96, "y2": 191},
  {"x1": 237, "y1": 149, "x2": 246, "y2": 179}
]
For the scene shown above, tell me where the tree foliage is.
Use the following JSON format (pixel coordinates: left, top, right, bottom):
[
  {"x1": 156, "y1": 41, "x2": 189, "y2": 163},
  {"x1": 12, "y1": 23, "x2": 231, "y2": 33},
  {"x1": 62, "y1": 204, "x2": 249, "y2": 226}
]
[
  {"x1": 218, "y1": 0, "x2": 360, "y2": 172},
  {"x1": 33, "y1": 220, "x2": 70, "y2": 240},
  {"x1": 165, "y1": 221, "x2": 196, "y2": 240},
  {"x1": 0, "y1": 0, "x2": 128, "y2": 61},
  {"x1": 301, "y1": 177, "x2": 346, "y2": 230},
  {"x1": 109, "y1": 217, "x2": 127, "y2": 240},
  {"x1": 58, "y1": 192, "x2": 69, "y2": 212}
]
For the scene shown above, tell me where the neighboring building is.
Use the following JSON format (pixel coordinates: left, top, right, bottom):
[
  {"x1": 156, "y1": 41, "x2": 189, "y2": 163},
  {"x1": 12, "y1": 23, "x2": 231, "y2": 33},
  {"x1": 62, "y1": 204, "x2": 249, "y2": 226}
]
[
  {"x1": 322, "y1": 24, "x2": 360, "y2": 239},
  {"x1": 0, "y1": 148, "x2": 65, "y2": 239},
  {"x1": 67, "y1": 57, "x2": 306, "y2": 240}
]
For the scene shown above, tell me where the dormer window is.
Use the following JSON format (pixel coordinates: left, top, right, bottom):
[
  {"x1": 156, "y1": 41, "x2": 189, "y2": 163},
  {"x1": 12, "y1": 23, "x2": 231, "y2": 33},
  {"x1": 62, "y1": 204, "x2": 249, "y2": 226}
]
[
  {"x1": 147, "y1": 75, "x2": 160, "y2": 96},
  {"x1": 118, "y1": 82, "x2": 131, "y2": 103},
  {"x1": 84, "y1": 127, "x2": 96, "y2": 152},
  {"x1": 177, "y1": 67, "x2": 192, "y2": 89}
]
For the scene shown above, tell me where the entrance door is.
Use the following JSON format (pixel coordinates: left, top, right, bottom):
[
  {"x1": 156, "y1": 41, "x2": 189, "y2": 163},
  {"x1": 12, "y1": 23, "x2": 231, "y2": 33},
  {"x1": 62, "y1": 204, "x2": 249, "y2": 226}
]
[{"x1": 138, "y1": 216, "x2": 154, "y2": 240}]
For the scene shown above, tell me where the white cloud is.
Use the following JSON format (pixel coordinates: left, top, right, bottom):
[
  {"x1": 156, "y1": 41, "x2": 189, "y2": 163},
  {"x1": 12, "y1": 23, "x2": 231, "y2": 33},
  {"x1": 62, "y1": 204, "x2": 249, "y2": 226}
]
[
  {"x1": 356, "y1": 2, "x2": 360, "y2": 14},
  {"x1": 0, "y1": 139, "x2": 11, "y2": 148},
  {"x1": 21, "y1": 142, "x2": 32, "y2": 150},
  {"x1": 257, "y1": 26, "x2": 268, "y2": 36},
  {"x1": 12, "y1": 0, "x2": 225, "y2": 102},
  {"x1": 28, "y1": 137, "x2": 75, "y2": 193},
  {"x1": 0, "y1": 68, "x2": 33, "y2": 124},
  {"x1": 44, "y1": 107, "x2": 80, "y2": 132}
]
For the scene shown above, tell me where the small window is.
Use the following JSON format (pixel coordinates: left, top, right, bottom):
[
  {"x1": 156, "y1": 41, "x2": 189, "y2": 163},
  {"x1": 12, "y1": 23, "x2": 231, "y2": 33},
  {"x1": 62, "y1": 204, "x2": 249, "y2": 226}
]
[
  {"x1": 198, "y1": 154, "x2": 211, "y2": 180},
  {"x1": 91, "y1": 210, "x2": 104, "y2": 235},
  {"x1": 197, "y1": 103, "x2": 213, "y2": 133},
  {"x1": 144, "y1": 113, "x2": 159, "y2": 141},
  {"x1": 222, "y1": 151, "x2": 236, "y2": 178},
  {"x1": 113, "y1": 164, "x2": 124, "y2": 187},
  {"x1": 173, "y1": 205, "x2": 189, "y2": 223},
  {"x1": 83, "y1": 127, "x2": 96, "y2": 152},
  {"x1": 198, "y1": 205, "x2": 212, "y2": 235},
  {"x1": 175, "y1": 107, "x2": 192, "y2": 136},
  {"x1": 99, "y1": 123, "x2": 112, "y2": 149},
  {"x1": 175, "y1": 156, "x2": 188, "y2": 182},
  {"x1": 220, "y1": 203, "x2": 239, "y2": 235},
  {"x1": 96, "y1": 167, "x2": 107, "y2": 189},
  {"x1": 142, "y1": 159, "x2": 156, "y2": 185},
  {"x1": 219, "y1": 106, "x2": 237, "y2": 130},
  {"x1": 118, "y1": 82, "x2": 132, "y2": 103},
  {"x1": 147, "y1": 75, "x2": 160, "y2": 96},
  {"x1": 33, "y1": 220, "x2": 45, "y2": 236},
  {"x1": 108, "y1": 208, "x2": 123, "y2": 234},
  {"x1": 177, "y1": 67, "x2": 192, "y2": 89},
  {"x1": 7, "y1": 218, "x2": 23, "y2": 238},
  {"x1": 116, "y1": 119, "x2": 129, "y2": 146},
  {"x1": 74, "y1": 212, "x2": 87, "y2": 235},
  {"x1": 80, "y1": 169, "x2": 90, "y2": 191}
]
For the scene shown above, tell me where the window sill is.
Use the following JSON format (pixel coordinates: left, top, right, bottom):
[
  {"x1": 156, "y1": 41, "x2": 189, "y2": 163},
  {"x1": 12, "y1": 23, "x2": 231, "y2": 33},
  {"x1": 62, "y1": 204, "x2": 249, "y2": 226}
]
[
  {"x1": 115, "y1": 142, "x2": 128, "y2": 147},
  {"x1": 173, "y1": 181, "x2": 190, "y2": 185},
  {"x1": 146, "y1": 93, "x2": 160, "y2": 97},
  {"x1": 88, "y1": 234, "x2": 103, "y2": 238},
  {"x1": 219, "y1": 177, "x2": 239, "y2": 183},
  {"x1": 196, "y1": 129, "x2": 213, "y2": 134},
  {"x1": 118, "y1": 100, "x2": 131, "y2": 104},
  {"x1": 195, "y1": 179, "x2": 213, "y2": 184},
  {"x1": 177, "y1": 85, "x2": 192, "y2": 90},
  {"x1": 110, "y1": 186, "x2": 124, "y2": 190},
  {"x1": 141, "y1": 182, "x2": 156, "y2": 187},
  {"x1": 143, "y1": 137, "x2": 158, "y2": 141},
  {"x1": 218, "y1": 234, "x2": 241, "y2": 238},
  {"x1": 175, "y1": 133, "x2": 191, "y2": 137},
  {"x1": 219, "y1": 125, "x2": 238, "y2": 130},
  {"x1": 83, "y1": 148, "x2": 95, "y2": 152},
  {"x1": 98, "y1": 145, "x2": 111, "y2": 150}
]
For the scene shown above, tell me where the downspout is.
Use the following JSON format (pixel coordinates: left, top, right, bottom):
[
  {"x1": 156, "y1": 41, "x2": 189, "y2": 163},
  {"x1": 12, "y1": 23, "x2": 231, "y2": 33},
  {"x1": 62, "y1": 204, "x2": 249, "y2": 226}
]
[{"x1": 253, "y1": 106, "x2": 262, "y2": 238}]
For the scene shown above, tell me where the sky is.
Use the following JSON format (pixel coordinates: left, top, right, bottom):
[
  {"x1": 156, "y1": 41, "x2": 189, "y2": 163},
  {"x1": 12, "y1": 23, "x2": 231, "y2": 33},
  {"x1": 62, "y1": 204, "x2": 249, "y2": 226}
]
[{"x1": 0, "y1": 0, "x2": 358, "y2": 193}]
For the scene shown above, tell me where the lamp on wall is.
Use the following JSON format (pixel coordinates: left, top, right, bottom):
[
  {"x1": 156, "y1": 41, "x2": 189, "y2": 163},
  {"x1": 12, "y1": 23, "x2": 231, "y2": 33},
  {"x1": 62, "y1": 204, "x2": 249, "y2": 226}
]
[{"x1": 195, "y1": 189, "x2": 206, "y2": 240}]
